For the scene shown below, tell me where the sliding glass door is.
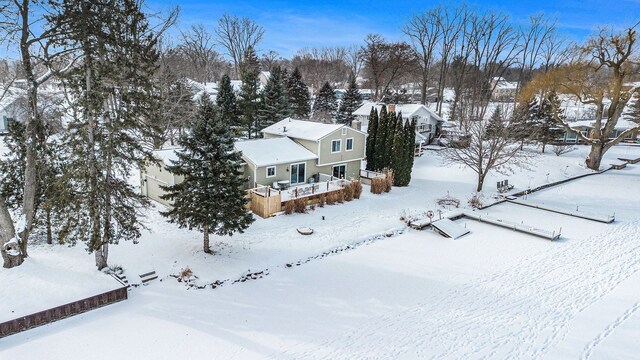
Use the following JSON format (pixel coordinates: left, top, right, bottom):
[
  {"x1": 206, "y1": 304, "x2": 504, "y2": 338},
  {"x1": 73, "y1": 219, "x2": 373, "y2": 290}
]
[{"x1": 290, "y1": 162, "x2": 306, "y2": 184}]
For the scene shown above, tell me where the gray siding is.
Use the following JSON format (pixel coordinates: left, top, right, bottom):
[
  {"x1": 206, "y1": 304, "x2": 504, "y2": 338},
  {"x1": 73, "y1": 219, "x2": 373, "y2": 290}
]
[
  {"x1": 317, "y1": 127, "x2": 366, "y2": 166},
  {"x1": 140, "y1": 162, "x2": 176, "y2": 207}
]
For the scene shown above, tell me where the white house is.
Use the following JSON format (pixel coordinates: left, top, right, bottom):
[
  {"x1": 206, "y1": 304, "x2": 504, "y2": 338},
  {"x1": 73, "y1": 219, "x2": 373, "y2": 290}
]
[
  {"x1": 491, "y1": 77, "x2": 519, "y2": 101},
  {"x1": 353, "y1": 102, "x2": 445, "y2": 143}
]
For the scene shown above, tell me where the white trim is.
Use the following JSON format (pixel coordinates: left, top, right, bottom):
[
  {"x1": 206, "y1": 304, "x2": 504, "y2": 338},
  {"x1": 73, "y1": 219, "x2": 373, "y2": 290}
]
[
  {"x1": 341, "y1": 127, "x2": 347, "y2": 136},
  {"x1": 345, "y1": 137, "x2": 354, "y2": 151},
  {"x1": 317, "y1": 125, "x2": 367, "y2": 141},
  {"x1": 266, "y1": 166, "x2": 276, "y2": 178},
  {"x1": 331, "y1": 139, "x2": 342, "y2": 153},
  {"x1": 317, "y1": 158, "x2": 365, "y2": 167}
]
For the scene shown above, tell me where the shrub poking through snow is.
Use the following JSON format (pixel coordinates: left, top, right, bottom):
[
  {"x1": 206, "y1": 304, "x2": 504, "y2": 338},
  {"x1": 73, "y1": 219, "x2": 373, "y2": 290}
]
[
  {"x1": 468, "y1": 193, "x2": 484, "y2": 209},
  {"x1": 284, "y1": 200, "x2": 295, "y2": 214},
  {"x1": 294, "y1": 198, "x2": 307, "y2": 213},
  {"x1": 343, "y1": 184, "x2": 354, "y2": 201},
  {"x1": 318, "y1": 194, "x2": 326, "y2": 207},
  {"x1": 178, "y1": 267, "x2": 193, "y2": 282},
  {"x1": 371, "y1": 177, "x2": 386, "y2": 194},
  {"x1": 336, "y1": 190, "x2": 345, "y2": 203},
  {"x1": 384, "y1": 171, "x2": 394, "y2": 192},
  {"x1": 352, "y1": 180, "x2": 363, "y2": 199},
  {"x1": 552, "y1": 144, "x2": 574, "y2": 156},
  {"x1": 326, "y1": 192, "x2": 337, "y2": 205}
]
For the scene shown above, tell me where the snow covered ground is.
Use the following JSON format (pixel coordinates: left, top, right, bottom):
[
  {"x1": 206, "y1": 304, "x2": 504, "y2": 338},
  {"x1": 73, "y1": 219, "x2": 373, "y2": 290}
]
[{"x1": 1, "y1": 144, "x2": 640, "y2": 359}]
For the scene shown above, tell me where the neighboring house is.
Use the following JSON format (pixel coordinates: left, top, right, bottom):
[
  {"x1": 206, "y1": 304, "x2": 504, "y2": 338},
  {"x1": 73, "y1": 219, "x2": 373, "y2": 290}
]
[
  {"x1": 557, "y1": 119, "x2": 640, "y2": 143},
  {"x1": 490, "y1": 77, "x2": 519, "y2": 101},
  {"x1": 261, "y1": 118, "x2": 367, "y2": 184},
  {"x1": 140, "y1": 118, "x2": 367, "y2": 206},
  {"x1": 353, "y1": 102, "x2": 445, "y2": 143},
  {"x1": 0, "y1": 86, "x2": 26, "y2": 134},
  {"x1": 258, "y1": 71, "x2": 271, "y2": 87}
]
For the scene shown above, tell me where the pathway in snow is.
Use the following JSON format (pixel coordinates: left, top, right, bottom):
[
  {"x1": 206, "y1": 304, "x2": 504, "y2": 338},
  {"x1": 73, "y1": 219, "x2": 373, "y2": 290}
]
[
  {"x1": 579, "y1": 302, "x2": 640, "y2": 360},
  {"x1": 281, "y1": 220, "x2": 640, "y2": 360}
]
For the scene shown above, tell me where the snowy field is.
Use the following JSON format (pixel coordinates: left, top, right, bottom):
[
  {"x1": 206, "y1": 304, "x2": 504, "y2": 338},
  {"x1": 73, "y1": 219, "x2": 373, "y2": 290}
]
[{"x1": 1, "y1": 144, "x2": 640, "y2": 359}]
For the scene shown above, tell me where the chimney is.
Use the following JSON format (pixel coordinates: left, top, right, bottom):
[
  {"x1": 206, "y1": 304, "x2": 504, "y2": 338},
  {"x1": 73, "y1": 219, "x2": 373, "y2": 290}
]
[
  {"x1": 351, "y1": 120, "x2": 362, "y2": 131},
  {"x1": 388, "y1": 104, "x2": 396, "y2": 113}
]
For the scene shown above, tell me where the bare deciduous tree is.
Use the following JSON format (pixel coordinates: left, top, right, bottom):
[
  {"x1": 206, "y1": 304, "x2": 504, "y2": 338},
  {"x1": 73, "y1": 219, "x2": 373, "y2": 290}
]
[
  {"x1": 361, "y1": 34, "x2": 416, "y2": 101},
  {"x1": 522, "y1": 25, "x2": 640, "y2": 170},
  {"x1": 178, "y1": 24, "x2": 224, "y2": 82},
  {"x1": 443, "y1": 118, "x2": 530, "y2": 192},
  {"x1": 404, "y1": 8, "x2": 441, "y2": 104},
  {"x1": 215, "y1": 13, "x2": 264, "y2": 76}
]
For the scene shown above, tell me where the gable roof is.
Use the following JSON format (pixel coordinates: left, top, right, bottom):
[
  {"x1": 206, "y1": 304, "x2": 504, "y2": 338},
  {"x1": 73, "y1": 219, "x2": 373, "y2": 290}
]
[
  {"x1": 234, "y1": 137, "x2": 318, "y2": 167},
  {"x1": 353, "y1": 102, "x2": 444, "y2": 122},
  {"x1": 261, "y1": 118, "x2": 349, "y2": 141}
]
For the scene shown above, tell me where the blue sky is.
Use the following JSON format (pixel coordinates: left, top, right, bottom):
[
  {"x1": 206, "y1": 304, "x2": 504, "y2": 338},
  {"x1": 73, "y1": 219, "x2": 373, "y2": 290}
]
[{"x1": 148, "y1": 0, "x2": 640, "y2": 57}]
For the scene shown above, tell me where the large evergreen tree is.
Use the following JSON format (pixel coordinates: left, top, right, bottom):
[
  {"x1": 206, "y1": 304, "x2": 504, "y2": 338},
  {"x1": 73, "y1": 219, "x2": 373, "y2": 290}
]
[
  {"x1": 511, "y1": 98, "x2": 539, "y2": 150},
  {"x1": 285, "y1": 67, "x2": 310, "y2": 118},
  {"x1": 217, "y1": 74, "x2": 241, "y2": 135},
  {"x1": 535, "y1": 91, "x2": 565, "y2": 153},
  {"x1": 336, "y1": 76, "x2": 362, "y2": 125},
  {"x1": 52, "y1": 0, "x2": 164, "y2": 269},
  {"x1": 239, "y1": 46, "x2": 261, "y2": 138},
  {"x1": 391, "y1": 111, "x2": 406, "y2": 183},
  {"x1": 365, "y1": 107, "x2": 378, "y2": 171},
  {"x1": 372, "y1": 105, "x2": 389, "y2": 171},
  {"x1": 485, "y1": 107, "x2": 504, "y2": 140},
  {"x1": 161, "y1": 95, "x2": 254, "y2": 254},
  {"x1": 257, "y1": 66, "x2": 289, "y2": 130},
  {"x1": 399, "y1": 118, "x2": 416, "y2": 186},
  {"x1": 313, "y1": 81, "x2": 337, "y2": 122}
]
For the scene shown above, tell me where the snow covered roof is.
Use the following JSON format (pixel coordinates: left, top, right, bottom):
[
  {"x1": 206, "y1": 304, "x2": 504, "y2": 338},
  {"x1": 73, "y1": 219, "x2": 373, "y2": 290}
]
[
  {"x1": 234, "y1": 137, "x2": 318, "y2": 167},
  {"x1": 568, "y1": 119, "x2": 640, "y2": 131},
  {"x1": 153, "y1": 148, "x2": 181, "y2": 165},
  {"x1": 262, "y1": 118, "x2": 349, "y2": 141},
  {"x1": 353, "y1": 102, "x2": 444, "y2": 122}
]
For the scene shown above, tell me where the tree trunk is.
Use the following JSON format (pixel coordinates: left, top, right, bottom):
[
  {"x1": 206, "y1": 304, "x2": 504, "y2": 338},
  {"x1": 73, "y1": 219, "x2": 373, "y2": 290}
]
[
  {"x1": 476, "y1": 172, "x2": 485, "y2": 192},
  {"x1": 586, "y1": 143, "x2": 605, "y2": 170},
  {"x1": 0, "y1": 198, "x2": 23, "y2": 268},
  {"x1": 542, "y1": 143, "x2": 546, "y2": 153},
  {"x1": 95, "y1": 243, "x2": 108, "y2": 270},
  {"x1": 46, "y1": 208, "x2": 52, "y2": 245},
  {"x1": 203, "y1": 227, "x2": 211, "y2": 254}
]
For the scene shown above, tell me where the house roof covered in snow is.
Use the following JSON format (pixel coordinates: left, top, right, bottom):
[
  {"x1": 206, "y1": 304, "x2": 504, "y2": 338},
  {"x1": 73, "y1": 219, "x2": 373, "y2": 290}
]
[
  {"x1": 353, "y1": 102, "x2": 444, "y2": 122},
  {"x1": 261, "y1": 118, "x2": 361, "y2": 141},
  {"x1": 153, "y1": 148, "x2": 182, "y2": 165},
  {"x1": 234, "y1": 137, "x2": 318, "y2": 167},
  {"x1": 569, "y1": 118, "x2": 640, "y2": 131}
]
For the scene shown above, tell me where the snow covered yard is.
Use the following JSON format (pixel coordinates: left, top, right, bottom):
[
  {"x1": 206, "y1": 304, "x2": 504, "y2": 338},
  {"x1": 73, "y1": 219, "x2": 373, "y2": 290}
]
[{"x1": 2, "y1": 144, "x2": 640, "y2": 359}]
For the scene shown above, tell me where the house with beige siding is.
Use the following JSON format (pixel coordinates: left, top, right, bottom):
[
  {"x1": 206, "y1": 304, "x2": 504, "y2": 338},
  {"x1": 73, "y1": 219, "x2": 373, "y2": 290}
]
[
  {"x1": 140, "y1": 118, "x2": 367, "y2": 206},
  {"x1": 261, "y1": 118, "x2": 367, "y2": 183}
]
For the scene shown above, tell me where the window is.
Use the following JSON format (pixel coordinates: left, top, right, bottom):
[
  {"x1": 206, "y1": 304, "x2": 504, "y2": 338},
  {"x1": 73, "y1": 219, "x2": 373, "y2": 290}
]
[
  {"x1": 331, "y1": 139, "x2": 342, "y2": 153},
  {"x1": 342, "y1": 127, "x2": 347, "y2": 136},
  {"x1": 266, "y1": 166, "x2": 276, "y2": 178},
  {"x1": 346, "y1": 138, "x2": 354, "y2": 151}
]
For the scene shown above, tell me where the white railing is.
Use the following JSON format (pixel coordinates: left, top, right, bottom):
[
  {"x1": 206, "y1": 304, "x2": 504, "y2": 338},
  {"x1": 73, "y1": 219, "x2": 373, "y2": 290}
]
[
  {"x1": 281, "y1": 178, "x2": 349, "y2": 202},
  {"x1": 359, "y1": 169, "x2": 385, "y2": 179}
]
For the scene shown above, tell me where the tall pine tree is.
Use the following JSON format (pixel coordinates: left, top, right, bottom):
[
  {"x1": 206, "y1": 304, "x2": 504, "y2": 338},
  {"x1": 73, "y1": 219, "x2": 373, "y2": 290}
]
[
  {"x1": 373, "y1": 105, "x2": 389, "y2": 171},
  {"x1": 257, "y1": 66, "x2": 289, "y2": 130},
  {"x1": 161, "y1": 95, "x2": 253, "y2": 254},
  {"x1": 52, "y1": 0, "x2": 164, "y2": 269},
  {"x1": 313, "y1": 81, "x2": 337, "y2": 122},
  {"x1": 536, "y1": 91, "x2": 565, "y2": 153},
  {"x1": 239, "y1": 46, "x2": 261, "y2": 138},
  {"x1": 485, "y1": 107, "x2": 504, "y2": 140},
  {"x1": 336, "y1": 76, "x2": 362, "y2": 125},
  {"x1": 391, "y1": 111, "x2": 406, "y2": 183},
  {"x1": 285, "y1": 67, "x2": 311, "y2": 118},
  {"x1": 365, "y1": 107, "x2": 378, "y2": 171},
  {"x1": 217, "y1": 74, "x2": 240, "y2": 135}
]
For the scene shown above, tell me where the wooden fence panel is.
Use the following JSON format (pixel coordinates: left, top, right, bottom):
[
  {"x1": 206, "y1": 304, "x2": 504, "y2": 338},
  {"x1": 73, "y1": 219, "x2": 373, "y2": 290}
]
[{"x1": 0, "y1": 286, "x2": 128, "y2": 338}]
